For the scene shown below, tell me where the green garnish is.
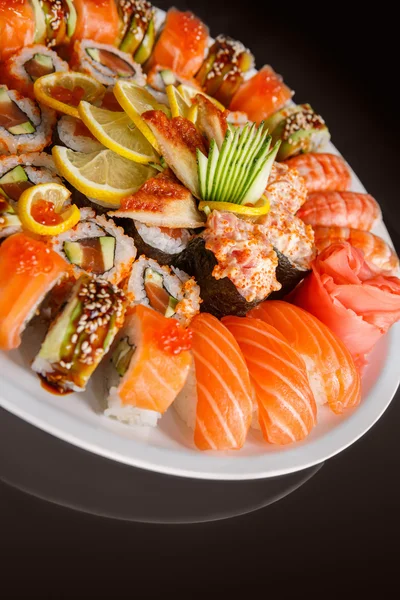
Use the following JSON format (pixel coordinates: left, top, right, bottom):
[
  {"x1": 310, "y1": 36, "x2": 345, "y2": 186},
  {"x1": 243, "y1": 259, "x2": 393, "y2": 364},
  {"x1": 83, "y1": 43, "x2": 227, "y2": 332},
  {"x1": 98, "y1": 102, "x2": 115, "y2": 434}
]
[{"x1": 197, "y1": 122, "x2": 280, "y2": 205}]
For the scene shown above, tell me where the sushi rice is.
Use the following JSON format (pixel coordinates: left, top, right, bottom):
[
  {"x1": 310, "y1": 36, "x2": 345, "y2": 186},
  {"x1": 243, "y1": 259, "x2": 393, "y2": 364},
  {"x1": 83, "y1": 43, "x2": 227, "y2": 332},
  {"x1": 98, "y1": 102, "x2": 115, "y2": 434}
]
[{"x1": 134, "y1": 221, "x2": 191, "y2": 256}]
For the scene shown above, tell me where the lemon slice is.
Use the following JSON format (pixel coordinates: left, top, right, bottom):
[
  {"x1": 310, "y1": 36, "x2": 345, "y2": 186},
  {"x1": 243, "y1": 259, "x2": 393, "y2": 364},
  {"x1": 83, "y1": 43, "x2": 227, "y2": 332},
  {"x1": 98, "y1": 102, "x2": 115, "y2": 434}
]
[
  {"x1": 113, "y1": 80, "x2": 170, "y2": 152},
  {"x1": 198, "y1": 195, "x2": 270, "y2": 217},
  {"x1": 78, "y1": 101, "x2": 160, "y2": 164},
  {"x1": 166, "y1": 84, "x2": 191, "y2": 118},
  {"x1": 18, "y1": 183, "x2": 80, "y2": 236},
  {"x1": 34, "y1": 72, "x2": 105, "y2": 119},
  {"x1": 177, "y1": 84, "x2": 226, "y2": 112},
  {"x1": 52, "y1": 146, "x2": 156, "y2": 206}
]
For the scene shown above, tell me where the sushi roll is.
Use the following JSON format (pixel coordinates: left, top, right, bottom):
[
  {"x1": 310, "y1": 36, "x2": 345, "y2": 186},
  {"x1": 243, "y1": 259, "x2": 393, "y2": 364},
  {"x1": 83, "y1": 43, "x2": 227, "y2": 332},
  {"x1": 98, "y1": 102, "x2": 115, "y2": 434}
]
[
  {"x1": 71, "y1": 0, "x2": 120, "y2": 45},
  {"x1": 0, "y1": 197, "x2": 21, "y2": 239},
  {"x1": 0, "y1": 85, "x2": 56, "y2": 155},
  {"x1": 230, "y1": 65, "x2": 293, "y2": 124},
  {"x1": 0, "y1": 1, "x2": 36, "y2": 63},
  {"x1": 0, "y1": 232, "x2": 69, "y2": 351},
  {"x1": 174, "y1": 313, "x2": 253, "y2": 450},
  {"x1": 121, "y1": 220, "x2": 192, "y2": 266},
  {"x1": 105, "y1": 304, "x2": 192, "y2": 427},
  {"x1": 32, "y1": 274, "x2": 127, "y2": 393},
  {"x1": 196, "y1": 35, "x2": 254, "y2": 107},
  {"x1": 35, "y1": 0, "x2": 78, "y2": 47},
  {"x1": 117, "y1": 0, "x2": 156, "y2": 64},
  {"x1": 173, "y1": 211, "x2": 281, "y2": 318},
  {"x1": 2, "y1": 45, "x2": 69, "y2": 99},
  {"x1": 55, "y1": 115, "x2": 104, "y2": 153},
  {"x1": 148, "y1": 9, "x2": 209, "y2": 80},
  {"x1": 127, "y1": 256, "x2": 201, "y2": 327},
  {"x1": 70, "y1": 40, "x2": 146, "y2": 87},
  {"x1": 0, "y1": 153, "x2": 62, "y2": 204},
  {"x1": 51, "y1": 210, "x2": 137, "y2": 285},
  {"x1": 264, "y1": 104, "x2": 330, "y2": 161}
]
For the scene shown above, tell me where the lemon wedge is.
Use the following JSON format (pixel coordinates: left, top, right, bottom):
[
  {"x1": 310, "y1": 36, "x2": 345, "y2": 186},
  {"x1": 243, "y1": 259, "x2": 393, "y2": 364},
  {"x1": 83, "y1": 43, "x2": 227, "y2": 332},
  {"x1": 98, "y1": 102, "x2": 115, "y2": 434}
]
[
  {"x1": 34, "y1": 72, "x2": 105, "y2": 119},
  {"x1": 52, "y1": 146, "x2": 156, "y2": 207},
  {"x1": 177, "y1": 84, "x2": 226, "y2": 112},
  {"x1": 18, "y1": 183, "x2": 80, "y2": 236},
  {"x1": 165, "y1": 84, "x2": 192, "y2": 119},
  {"x1": 78, "y1": 101, "x2": 160, "y2": 164},
  {"x1": 113, "y1": 80, "x2": 170, "y2": 153}
]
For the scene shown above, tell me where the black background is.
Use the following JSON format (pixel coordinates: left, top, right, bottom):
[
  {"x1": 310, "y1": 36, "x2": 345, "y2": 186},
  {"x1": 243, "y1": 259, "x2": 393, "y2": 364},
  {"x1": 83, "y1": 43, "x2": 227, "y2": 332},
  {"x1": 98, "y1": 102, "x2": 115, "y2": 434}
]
[{"x1": 1, "y1": 1, "x2": 399, "y2": 596}]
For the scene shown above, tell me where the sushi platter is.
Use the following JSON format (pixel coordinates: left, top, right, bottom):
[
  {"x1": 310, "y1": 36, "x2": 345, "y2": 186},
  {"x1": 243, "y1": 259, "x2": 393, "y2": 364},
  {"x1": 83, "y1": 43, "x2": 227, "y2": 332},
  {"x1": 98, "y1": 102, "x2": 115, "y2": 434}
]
[{"x1": 0, "y1": 2, "x2": 399, "y2": 480}]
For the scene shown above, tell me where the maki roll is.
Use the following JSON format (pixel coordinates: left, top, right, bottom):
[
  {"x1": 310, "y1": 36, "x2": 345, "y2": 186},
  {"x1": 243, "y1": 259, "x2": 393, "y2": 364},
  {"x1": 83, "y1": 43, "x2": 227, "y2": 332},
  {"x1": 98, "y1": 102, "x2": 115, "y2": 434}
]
[
  {"x1": 0, "y1": 198, "x2": 21, "y2": 239},
  {"x1": 105, "y1": 304, "x2": 192, "y2": 427},
  {"x1": 71, "y1": 0, "x2": 120, "y2": 45},
  {"x1": 51, "y1": 209, "x2": 136, "y2": 285},
  {"x1": 121, "y1": 220, "x2": 192, "y2": 266},
  {"x1": 173, "y1": 211, "x2": 281, "y2": 319},
  {"x1": 0, "y1": 153, "x2": 62, "y2": 204},
  {"x1": 0, "y1": 85, "x2": 56, "y2": 154},
  {"x1": 32, "y1": 274, "x2": 127, "y2": 392},
  {"x1": 36, "y1": 0, "x2": 78, "y2": 47},
  {"x1": 127, "y1": 256, "x2": 201, "y2": 327},
  {"x1": 2, "y1": 45, "x2": 69, "y2": 99},
  {"x1": 70, "y1": 40, "x2": 146, "y2": 87},
  {"x1": 264, "y1": 104, "x2": 330, "y2": 161},
  {"x1": 0, "y1": 232, "x2": 69, "y2": 350},
  {"x1": 196, "y1": 35, "x2": 254, "y2": 107},
  {"x1": 117, "y1": 0, "x2": 156, "y2": 64},
  {"x1": 56, "y1": 115, "x2": 104, "y2": 152}
]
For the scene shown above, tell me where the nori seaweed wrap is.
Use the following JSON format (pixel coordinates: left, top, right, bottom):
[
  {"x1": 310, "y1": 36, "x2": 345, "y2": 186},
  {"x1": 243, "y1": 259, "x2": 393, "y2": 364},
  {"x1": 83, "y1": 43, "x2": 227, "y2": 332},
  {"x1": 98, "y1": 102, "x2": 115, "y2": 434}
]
[{"x1": 269, "y1": 249, "x2": 309, "y2": 300}]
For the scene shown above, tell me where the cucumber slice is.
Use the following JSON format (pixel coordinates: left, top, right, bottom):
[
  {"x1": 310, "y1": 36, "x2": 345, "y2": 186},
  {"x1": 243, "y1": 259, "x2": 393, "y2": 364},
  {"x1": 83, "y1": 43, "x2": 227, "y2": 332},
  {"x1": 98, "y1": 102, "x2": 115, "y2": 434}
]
[
  {"x1": 242, "y1": 141, "x2": 280, "y2": 205},
  {"x1": 211, "y1": 127, "x2": 233, "y2": 201},
  {"x1": 217, "y1": 126, "x2": 241, "y2": 203},
  {"x1": 206, "y1": 139, "x2": 220, "y2": 200}
]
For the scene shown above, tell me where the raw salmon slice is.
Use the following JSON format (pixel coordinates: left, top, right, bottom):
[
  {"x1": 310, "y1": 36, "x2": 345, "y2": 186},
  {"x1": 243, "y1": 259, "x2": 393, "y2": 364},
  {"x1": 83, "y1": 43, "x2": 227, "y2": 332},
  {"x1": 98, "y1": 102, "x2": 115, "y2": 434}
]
[
  {"x1": 223, "y1": 316, "x2": 317, "y2": 445},
  {"x1": 249, "y1": 301, "x2": 361, "y2": 414},
  {"x1": 0, "y1": 0, "x2": 35, "y2": 62},
  {"x1": 72, "y1": 0, "x2": 120, "y2": 44}
]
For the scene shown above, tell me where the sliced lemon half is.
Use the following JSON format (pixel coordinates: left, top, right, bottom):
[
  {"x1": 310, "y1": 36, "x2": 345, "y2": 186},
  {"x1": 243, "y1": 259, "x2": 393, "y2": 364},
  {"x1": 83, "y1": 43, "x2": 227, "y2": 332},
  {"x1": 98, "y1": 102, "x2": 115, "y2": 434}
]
[
  {"x1": 177, "y1": 84, "x2": 226, "y2": 112},
  {"x1": 113, "y1": 80, "x2": 170, "y2": 152},
  {"x1": 78, "y1": 101, "x2": 160, "y2": 164},
  {"x1": 18, "y1": 183, "x2": 80, "y2": 236},
  {"x1": 166, "y1": 84, "x2": 192, "y2": 119},
  {"x1": 34, "y1": 72, "x2": 106, "y2": 119},
  {"x1": 52, "y1": 146, "x2": 156, "y2": 206}
]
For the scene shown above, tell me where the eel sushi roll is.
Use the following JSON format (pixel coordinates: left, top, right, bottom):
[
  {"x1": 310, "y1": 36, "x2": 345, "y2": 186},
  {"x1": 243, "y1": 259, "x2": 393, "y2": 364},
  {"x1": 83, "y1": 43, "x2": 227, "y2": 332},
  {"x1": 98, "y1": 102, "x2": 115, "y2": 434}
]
[
  {"x1": 70, "y1": 40, "x2": 146, "y2": 87},
  {"x1": 0, "y1": 153, "x2": 62, "y2": 205},
  {"x1": 32, "y1": 274, "x2": 127, "y2": 393},
  {"x1": 127, "y1": 256, "x2": 201, "y2": 327},
  {"x1": 0, "y1": 85, "x2": 56, "y2": 154},
  {"x1": 105, "y1": 304, "x2": 192, "y2": 427},
  {"x1": 56, "y1": 115, "x2": 104, "y2": 153},
  {"x1": 2, "y1": 45, "x2": 69, "y2": 99},
  {"x1": 51, "y1": 210, "x2": 136, "y2": 286},
  {"x1": 0, "y1": 232, "x2": 69, "y2": 351},
  {"x1": 121, "y1": 220, "x2": 192, "y2": 266},
  {"x1": 173, "y1": 211, "x2": 282, "y2": 318}
]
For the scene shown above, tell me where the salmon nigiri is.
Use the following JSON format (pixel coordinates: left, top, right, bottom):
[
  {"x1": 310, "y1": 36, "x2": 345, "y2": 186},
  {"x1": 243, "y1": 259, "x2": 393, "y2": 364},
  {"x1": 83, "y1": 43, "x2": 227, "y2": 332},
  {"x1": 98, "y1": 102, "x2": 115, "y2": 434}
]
[
  {"x1": 0, "y1": 233, "x2": 69, "y2": 351},
  {"x1": 72, "y1": 0, "x2": 120, "y2": 45},
  {"x1": 230, "y1": 65, "x2": 293, "y2": 123},
  {"x1": 313, "y1": 226, "x2": 399, "y2": 274},
  {"x1": 223, "y1": 316, "x2": 317, "y2": 445},
  {"x1": 0, "y1": 0, "x2": 35, "y2": 63},
  {"x1": 283, "y1": 153, "x2": 351, "y2": 193},
  {"x1": 149, "y1": 9, "x2": 209, "y2": 80},
  {"x1": 297, "y1": 191, "x2": 381, "y2": 231},
  {"x1": 174, "y1": 313, "x2": 253, "y2": 451},
  {"x1": 249, "y1": 301, "x2": 361, "y2": 414},
  {"x1": 106, "y1": 305, "x2": 193, "y2": 427}
]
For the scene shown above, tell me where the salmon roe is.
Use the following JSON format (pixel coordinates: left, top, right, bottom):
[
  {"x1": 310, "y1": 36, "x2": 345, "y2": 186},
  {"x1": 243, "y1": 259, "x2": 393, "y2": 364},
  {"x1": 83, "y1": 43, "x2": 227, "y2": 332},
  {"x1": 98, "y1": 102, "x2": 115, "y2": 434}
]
[
  {"x1": 31, "y1": 200, "x2": 63, "y2": 226},
  {"x1": 158, "y1": 320, "x2": 193, "y2": 354},
  {"x1": 6, "y1": 234, "x2": 54, "y2": 275}
]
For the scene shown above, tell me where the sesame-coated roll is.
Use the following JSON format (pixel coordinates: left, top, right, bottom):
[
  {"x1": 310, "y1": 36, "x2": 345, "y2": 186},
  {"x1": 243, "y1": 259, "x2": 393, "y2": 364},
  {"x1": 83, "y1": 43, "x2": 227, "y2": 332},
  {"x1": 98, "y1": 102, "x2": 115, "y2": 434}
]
[{"x1": 32, "y1": 274, "x2": 127, "y2": 392}]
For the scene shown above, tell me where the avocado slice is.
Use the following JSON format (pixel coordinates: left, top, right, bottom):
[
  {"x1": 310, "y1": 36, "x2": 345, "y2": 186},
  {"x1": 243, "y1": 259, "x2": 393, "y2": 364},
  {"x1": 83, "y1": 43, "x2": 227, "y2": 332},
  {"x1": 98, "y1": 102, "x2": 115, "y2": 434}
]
[
  {"x1": 0, "y1": 166, "x2": 31, "y2": 201},
  {"x1": 24, "y1": 53, "x2": 55, "y2": 81},
  {"x1": 65, "y1": 0, "x2": 77, "y2": 38},
  {"x1": 0, "y1": 165, "x2": 29, "y2": 187},
  {"x1": 165, "y1": 297, "x2": 179, "y2": 319},
  {"x1": 119, "y1": 16, "x2": 146, "y2": 55},
  {"x1": 38, "y1": 296, "x2": 82, "y2": 364},
  {"x1": 112, "y1": 337, "x2": 136, "y2": 377},
  {"x1": 86, "y1": 48, "x2": 101, "y2": 63},
  {"x1": 144, "y1": 268, "x2": 178, "y2": 317},
  {"x1": 63, "y1": 237, "x2": 116, "y2": 273},
  {"x1": 0, "y1": 88, "x2": 36, "y2": 135},
  {"x1": 134, "y1": 17, "x2": 156, "y2": 65},
  {"x1": 100, "y1": 237, "x2": 116, "y2": 272},
  {"x1": 159, "y1": 69, "x2": 177, "y2": 87},
  {"x1": 64, "y1": 241, "x2": 84, "y2": 266},
  {"x1": 8, "y1": 122, "x2": 36, "y2": 135},
  {"x1": 31, "y1": 0, "x2": 47, "y2": 43}
]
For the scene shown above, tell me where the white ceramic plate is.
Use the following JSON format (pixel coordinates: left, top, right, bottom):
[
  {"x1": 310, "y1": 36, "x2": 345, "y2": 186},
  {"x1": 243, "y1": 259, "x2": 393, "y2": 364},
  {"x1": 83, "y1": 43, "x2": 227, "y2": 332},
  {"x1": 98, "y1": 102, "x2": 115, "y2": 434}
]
[{"x1": 1, "y1": 9, "x2": 399, "y2": 480}]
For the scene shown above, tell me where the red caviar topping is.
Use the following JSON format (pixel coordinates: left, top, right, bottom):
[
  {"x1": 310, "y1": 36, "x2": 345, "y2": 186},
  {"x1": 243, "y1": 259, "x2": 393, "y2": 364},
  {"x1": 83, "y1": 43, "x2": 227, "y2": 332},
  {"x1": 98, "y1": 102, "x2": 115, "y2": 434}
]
[
  {"x1": 6, "y1": 233, "x2": 54, "y2": 275},
  {"x1": 158, "y1": 320, "x2": 192, "y2": 355},
  {"x1": 31, "y1": 199, "x2": 63, "y2": 226}
]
